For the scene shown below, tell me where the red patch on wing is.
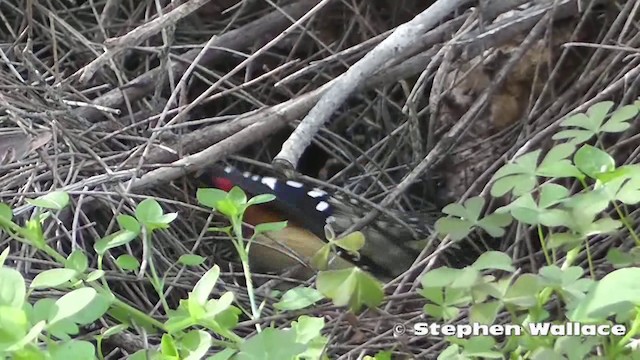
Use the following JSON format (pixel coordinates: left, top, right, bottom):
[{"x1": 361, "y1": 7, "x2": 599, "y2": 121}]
[{"x1": 211, "y1": 176, "x2": 234, "y2": 192}]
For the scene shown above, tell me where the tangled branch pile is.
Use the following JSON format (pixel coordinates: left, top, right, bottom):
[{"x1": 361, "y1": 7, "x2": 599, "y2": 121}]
[{"x1": 1, "y1": 0, "x2": 638, "y2": 358}]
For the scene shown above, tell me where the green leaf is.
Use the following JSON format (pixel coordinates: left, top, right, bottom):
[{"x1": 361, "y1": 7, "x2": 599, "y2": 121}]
[
  {"x1": 191, "y1": 265, "x2": 220, "y2": 306},
  {"x1": 552, "y1": 128, "x2": 593, "y2": 145},
  {"x1": 48, "y1": 287, "x2": 99, "y2": 325},
  {"x1": 135, "y1": 198, "x2": 163, "y2": 223},
  {"x1": 178, "y1": 254, "x2": 206, "y2": 266},
  {"x1": 215, "y1": 199, "x2": 239, "y2": 219},
  {"x1": 0, "y1": 247, "x2": 10, "y2": 268},
  {"x1": 0, "y1": 267, "x2": 26, "y2": 308},
  {"x1": 85, "y1": 270, "x2": 105, "y2": 282},
  {"x1": 181, "y1": 329, "x2": 212, "y2": 360},
  {"x1": 208, "y1": 348, "x2": 237, "y2": 360},
  {"x1": 554, "y1": 101, "x2": 637, "y2": 144},
  {"x1": 274, "y1": 287, "x2": 324, "y2": 311},
  {"x1": 316, "y1": 268, "x2": 383, "y2": 313},
  {"x1": 420, "y1": 287, "x2": 444, "y2": 305},
  {"x1": 292, "y1": 316, "x2": 328, "y2": 360},
  {"x1": 5, "y1": 320, "x2": 45, "y2": 353},
  {"x1": 434, "y1": 217, "x2": 473, "y2": 241},
  {"x1": 502, "y1": 274, "x2": 540, "y2": 308},
  {"x1": 102, "y1": 324, "x2": 129, "y2": 338},
  {"x1": 477, "y1": 213, "x2": 512, "y2": 237},
  {"x1": 237, "y1": 327, "x2": 306, "y2": 360},
  {"x1": 574, "y1": 144, "x2": 615, "y2": 179},
  {"x1": 490, "y1": 151, "x2": 540, "y2": 197},
  {"x1": 613, "y1": 176, "x2": 640, "y2": 205},
  {"x1": 469, "y1": 301, "x2": 502, "y2": 325},
  {"x1": 460, "y1": 336, "x2": 502, "y2": 358},
  {"x1": 586, "y1": 101, "x2": 614, "y2": 127},
  {"x1": 50, "y1": 340, "x2": 96, "y2": 360},
  {"x1": 0, "y1": 305, "x2": 29, "y2": 348},
  {"x1": 26, "y1": 191, "x2": 69, "y2": 210},
  {"x1": 292, "y1": 315, "x2": 324, "y2": 344},
  {"x1": 553, "y1": 336, "x2": 600, "y2": 360},
  {"x1": 0, "y1": 203, "x2": 13, "y2": 221},
  {"x1": 203, "y1": 291, "x2": 235, "y2": 319},
  {"x1": 254, "y1": 221, "x2": 288, "y2": 234},
  {"x1": 498, "y1": 184, "x2": 570, "y2": 226},
  {"x1": 471, "y1": 251, "x2": 514, "y2": 272},
  {"x1": 117, "y1": 215, "x2": 140, "y2": 234},
  {"x1": 310, "y1": 244, "x2": 331, "y2": 271},
  {"x1": 23, "y1": 219, "x2": 45, "y2": 249},
  {"x1": 94, "y1": 230, "x2": 138, "y2": 255},
  {"x1": 247, "y1": 194, "x2": 276, "y2": 206},
  {"x1": 134, "y1": 198, "x2": 176, "y2": 230},
  {"x1": 333, "y1": 231, "x2": 365, "y2": 253},
  {"x1": 569, "y1": 267, "x2": 640, "y2": 322},
  {"x1": 601, "y1": 104, "x2": 637, "y2": 132},
  {"x1": 197, "y1": 188, "x2": 228, "y2": 209},
  {"x1": 116, "y1": 254, "x2": 140, "y2": 271},
  {"x1": 536, "y1": 143, "x2": 582, "y2": 179},
  {"x1": 539, "y1": 183, "x2": 571, "y2": 208},
  {"x1": 442, "y1": 197, "x2": 484, "y2": 220},
  {"x1": 547, "y1": 232, "x2": 582, "y2": 250},
  {"x1": 161, "y1": 333, "x2": 179, "y2": 357},
  {"x1": 421, "y1": 267, "x2": 462, "y2": 288},
  {"x1": 228, "y1": 187, "x2": 248, "y2": 206},
  {"x1": 423, "y1": 302, "x2": 460, "y2": 321},
  {"x1": 30, "y1": 268, "x2": 78, "y2": 289},
  {"x1": 606, "y1": 247, "x2": 640, "y2": 268},
  {"x1": 65, "y1": 250, "x2": 88, "y2": 273}
]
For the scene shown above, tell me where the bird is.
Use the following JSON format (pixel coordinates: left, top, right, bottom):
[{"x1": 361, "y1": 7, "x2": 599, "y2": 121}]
[{"x1": 197, "y1": 164, "x2": 435, "y2": 281}]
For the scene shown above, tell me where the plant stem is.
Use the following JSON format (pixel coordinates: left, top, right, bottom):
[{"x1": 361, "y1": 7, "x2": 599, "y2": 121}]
[{"x1": 233, "y1": 218, "x2": 261, "y2": 333}]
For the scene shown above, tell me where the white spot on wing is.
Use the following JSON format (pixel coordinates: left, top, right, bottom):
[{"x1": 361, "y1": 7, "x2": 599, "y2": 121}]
[
  {"x1": 316, "y1": 201, "x2": 329, "y2": 212},
  {"x1": 242, "y1": 172, "x2": 251, "y2": 178},
  {"x1": 308, "y1": 189, "x2": 327, "y2": 198},
  {"x1": 251, "y1": 175, "x2": 260, "y2": 181},
  {"x1": 224, "y1": 166, "x2": 233, "y2": 173},
  {"x1": 261, "y1": 177, "x2": 277, "y2": 190},
  {"x1": 286, "y1": 180, "x2": 303, "y2": 188}
]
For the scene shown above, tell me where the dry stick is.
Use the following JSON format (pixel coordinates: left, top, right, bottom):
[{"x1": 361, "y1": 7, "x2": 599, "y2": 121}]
[
  {"x1": 161, "y1": 0, "x2": 329, "y2": 129},
  {"x1": 71, "y1": 0, "x2": 318, "y2": 123},
  {"x1": 77, "y1": 0, "x2": 213, "y2": 83},
  {"x1": 272, "y1": 0, "x2": 471, "y2": 172}
]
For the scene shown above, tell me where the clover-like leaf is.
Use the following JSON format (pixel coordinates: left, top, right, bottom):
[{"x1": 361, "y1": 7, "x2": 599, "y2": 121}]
[
  {"x1": 333, "y1": 231, "x2": 365, "y2": 253},
  {"x1": 553, "y1": 101, "x2": 637, "y2": 145},
  {"x1": 536, "y1": 143, "x2": 582, "y2": 179},
  {"x1": 477, "y1": 212, "x2": 512, "y2": 237},
  {"x1": 574, "y1": 144, "x2": 615, "y2": 179},
  {"x1": 497, "y1": 184, "x2": 569, "y2": 226},
  {"x1": 490, "y1": 150, "x2": 540, "y2": 197},
  {"x1": 316, "y1": 267, "x2": 383, "y2": 313},
  {"x1": 274, "y1": 287, "x2": 324, "y2": 311},
  {"x1": 471, "y1": 251, "x2": 514, "y2": 272},
  {"x1": 600, "y1": 103, "x2": 637, "y2": 132},
  {"x1": 237, "y1": 327, "x2": 306, "y2": 360},
  {"x1": 437, "y1": 197, "x2": 511, "y2": 240},
  {"x1": 569, "y1": 267, "x2": 640, "y2": 322}
]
